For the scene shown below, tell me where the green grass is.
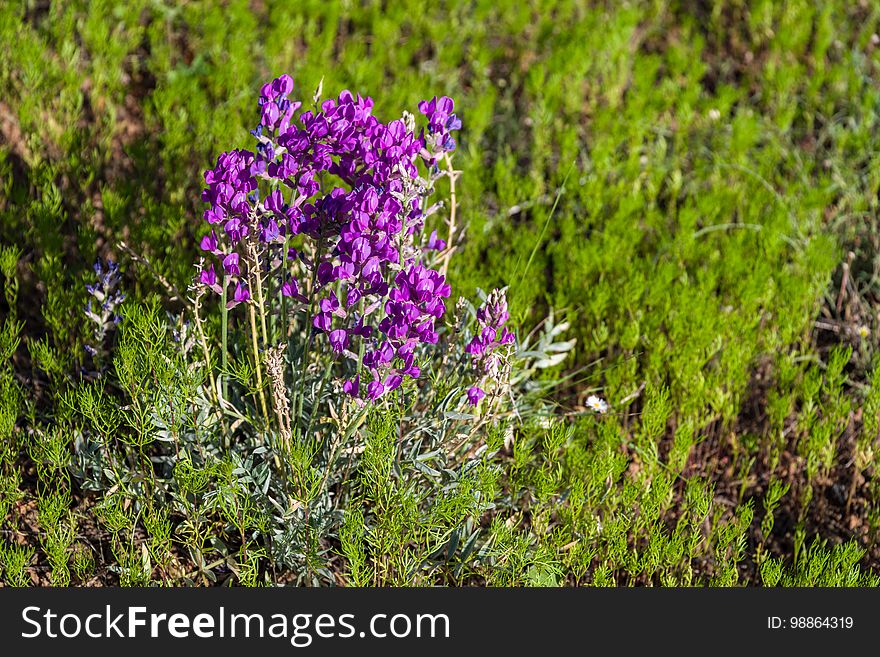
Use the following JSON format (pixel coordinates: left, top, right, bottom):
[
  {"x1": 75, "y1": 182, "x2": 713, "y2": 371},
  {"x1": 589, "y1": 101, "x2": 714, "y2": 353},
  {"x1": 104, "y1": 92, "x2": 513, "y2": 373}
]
[{"x1": 1, "y1": 0, "x2": 879, "y2": 586}]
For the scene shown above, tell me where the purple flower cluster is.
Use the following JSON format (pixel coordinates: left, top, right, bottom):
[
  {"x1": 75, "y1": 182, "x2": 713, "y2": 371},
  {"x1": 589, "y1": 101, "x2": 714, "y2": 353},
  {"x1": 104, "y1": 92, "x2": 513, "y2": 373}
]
[
  {"x1": 198, "y1": 75, "x2": 462, "y2": 401},
  {"x1": 464, "y1": 288, "x2": 515, "y2": 404},
  {"x1": 84, "y1": 259, "x2": 124, "y2": 357},
  {"x1": 418, "y1": 96, "x2": 460, "y2": 166},
  {"x1": 342, "y1": 264, "x2": 451, "y2": 400}
]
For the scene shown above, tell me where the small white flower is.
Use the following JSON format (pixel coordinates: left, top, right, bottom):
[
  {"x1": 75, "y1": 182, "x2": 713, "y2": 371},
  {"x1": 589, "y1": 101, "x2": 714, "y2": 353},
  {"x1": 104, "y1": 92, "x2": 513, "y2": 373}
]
[
  {"x1": 586, "y1": 395, "x2": 608, "y2": 414},
  {"x1": 708, "y1": 108, "x2": 721, "y2": 121}
]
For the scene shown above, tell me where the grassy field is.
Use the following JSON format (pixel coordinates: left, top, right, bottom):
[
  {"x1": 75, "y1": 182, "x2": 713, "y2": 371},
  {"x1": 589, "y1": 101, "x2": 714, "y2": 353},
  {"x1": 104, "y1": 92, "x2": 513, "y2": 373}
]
[{"x1": 1, "y1": 0, "x2": 880, "y2": 586}]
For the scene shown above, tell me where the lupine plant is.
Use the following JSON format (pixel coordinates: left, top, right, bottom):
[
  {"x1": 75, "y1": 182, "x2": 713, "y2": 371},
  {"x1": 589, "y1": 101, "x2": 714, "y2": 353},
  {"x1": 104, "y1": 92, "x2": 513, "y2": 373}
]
[
  {"x1": 52, "y1": 75, "x2": 566, "y2": 586},
  {"x1": 186, "y1": 75, "x2": 553, "y2": 583}
]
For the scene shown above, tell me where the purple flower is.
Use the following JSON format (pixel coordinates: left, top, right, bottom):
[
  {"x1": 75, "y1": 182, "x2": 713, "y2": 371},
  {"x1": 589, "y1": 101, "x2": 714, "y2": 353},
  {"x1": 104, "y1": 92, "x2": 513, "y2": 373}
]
[
  {"x1": 314, "y1": 291, "x2": 343, "y2": 330},
  {"x1": 199, "y1": 264, "x2": 217, "y2": 287},
  {"x1": 466, "y1": 288, "x2": 515, "y2": 376},
  {"x1": 84, "y1": 258, "x2": 125, "y2": 359},
  {"x1": 227, "y1": 282, "x2": 250, "y2": 309},
  {"x1": 343, "y1": 375, "x2": 360, "y2": 398},
  {"x1": 273, "y1": 74, "x2": 294, "y2": 96},
  {"x1": 313, "y1": 312, "x2": 332, "y2": 331},
  {"x1": 466, "y1": 386, "x2": 485, "y2": 406},
  {"x1": 265, "y1": 189, "x2": 286, "y2": 213},
  {"x1": 367, "y1": 379, "x2": 385, "y2": 400},
  {"x1": 204, "y1": 207, "x2": 225, "y2": 224},
  {"x1": 328, "y1": 329, "x2": 348, "y2": 353},
  {"x1": 224, "y1": 217, "x2": 248, "y2": 243},
  {"x1": 281, "y1": 277, "x2": 304, "y2": 301},
  {"x1": 234, "y1": 283, "x2": 250, "y2": 303},
  {"x1": 320, "y1": 291, "x2": 341, "y2": 314},
  {"x1": 222, "y1": 253, "x2": 241, "y2": 276},
  {"x1": 418, "y1": 95, "x2": 460, "y2": 161},
  {"x1": 200, "y1": 231, "x2": 219, "y2": 253},
  {"x1": 426, "y1": 229, "x2": 446, "y2": 251},
  {"x1": 260, "y1": 218, "x2": 281, "y2": 243}
]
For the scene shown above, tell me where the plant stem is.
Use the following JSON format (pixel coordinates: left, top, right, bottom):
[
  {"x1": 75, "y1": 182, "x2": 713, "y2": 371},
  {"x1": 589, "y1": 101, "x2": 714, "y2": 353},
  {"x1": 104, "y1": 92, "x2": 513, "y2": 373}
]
[
  {"x1": 221, "y1": 276, "x2": 229, "y2": 400},
  {"x1": 438, "y1": 152, "x2": 458, "y2": 278},
  {"x1": 304, "y1": 363, "x2": 333, "y2": 441},
  {"x1": 248, "y1": 301, "x2": 269, "y2": 421},
  {"x1": 253, "y1": 254, "x2": 270, "y2": 351},
  {"x1": 193, "y1": 289, "x2": 220, "y2": 405},
  {"x1": 296, "y1": 241, "x2": 325, "y2": 430},
  {"x1": 280, "y1": 236, "x2": 290, "y2": 342}
]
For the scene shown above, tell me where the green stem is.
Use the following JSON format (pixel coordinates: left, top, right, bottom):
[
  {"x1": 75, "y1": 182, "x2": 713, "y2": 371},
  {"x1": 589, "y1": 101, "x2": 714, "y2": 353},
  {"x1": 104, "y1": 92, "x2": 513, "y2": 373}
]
[
  {"x1": 280, "y1": 236, "x2": 290, "y2": 343},
  {"x1": 296, "y1": 241, "x2": 325, "y2": 430},
  {"x1": 304, "y1": 364, "x2": 333, "y2": 440},
  {"x1": 253, "y1": 257, "x2": 270, "y2": 350},
  {"x1": 296, "y1": 311, "x2": 314, "y2": 431},
  {"x1": 221, "y1": 276, "x2": 229, "y2": 400},
  {"x1": 249, "y1": 301, "x2": 269, "y2": 422}
]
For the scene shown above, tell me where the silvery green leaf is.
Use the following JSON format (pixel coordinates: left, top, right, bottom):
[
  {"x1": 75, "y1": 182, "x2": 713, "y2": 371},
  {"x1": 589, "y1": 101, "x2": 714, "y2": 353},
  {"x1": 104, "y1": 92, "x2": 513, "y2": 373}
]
[
  {"x1": 413, "y1": 460, "x2": 441, "y2": 478},
  {"x1": 519, "y1": 350, "x2": 551, "y2": 358},
  {"x1": 548, "y1": 321, "x2": 570, "y2": 338},
  {"x1": 534, "y1": 352, "x2": 569, "y2": 368},
  {"x1": 544, "y1": 339, "x2": 577, "y2": 352},
  {"x1": 416, "y1": 449, "x2": 442, "y2": 462},
  {"x1": 444, "y1": 411, "x2": 477, "y2": 420}
]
